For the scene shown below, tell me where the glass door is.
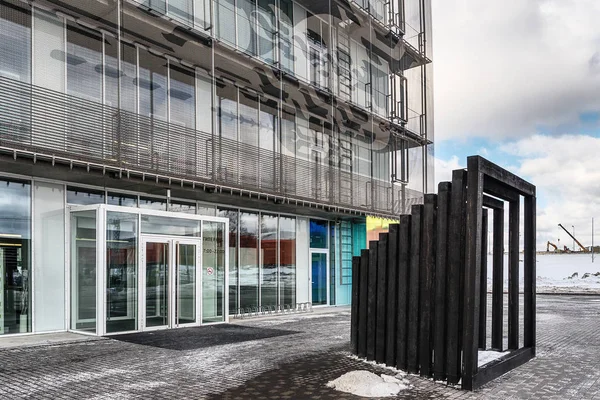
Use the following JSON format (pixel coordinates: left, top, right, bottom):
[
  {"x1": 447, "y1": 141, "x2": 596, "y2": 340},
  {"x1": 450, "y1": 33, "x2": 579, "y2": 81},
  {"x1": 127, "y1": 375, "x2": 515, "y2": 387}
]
[
  {"x1": 174, "y1": 240, "x2": 198, "y2": 327},
  {"x1": 141, "y1": 237, "x2": 200, "y2": 330},
  {"x1": 311, "y1": 252, "x2": 328, "y2": 305},
  {"x1": 143, "y1": 239, "x2": 170, "y2": 329}
]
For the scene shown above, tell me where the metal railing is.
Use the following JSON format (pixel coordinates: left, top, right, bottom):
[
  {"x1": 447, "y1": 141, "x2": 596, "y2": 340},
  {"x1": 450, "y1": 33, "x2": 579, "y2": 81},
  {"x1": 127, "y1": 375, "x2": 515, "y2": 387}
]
[{"x1": 0, "y1": 77, "x2": 420, "y2": 215}]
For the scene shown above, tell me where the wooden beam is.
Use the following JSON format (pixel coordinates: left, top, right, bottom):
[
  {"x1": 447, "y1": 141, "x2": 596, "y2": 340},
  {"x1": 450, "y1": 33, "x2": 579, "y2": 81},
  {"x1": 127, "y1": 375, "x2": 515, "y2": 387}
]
[
  {"x1": 471, "y1": 155, "x2": 536, "y2": 196},
  {"x1": 386, "y1": 224, "x2": 399, "y2": 367},
  {"x1": 524, "y1": 195, "x2": 536, "y2": 351},
  {"x1": 446, "y1": 169, "x2": 467, "y2": 384},
  {"x1": 419, "y1": 194, "x2": 437, "y2": 377},
  {"x1": 433, "y1": 182, "x2": 451, "y2": 380},
  {"x1": 462, "y1": 156, "x2": 484, "y2": 390},
  {"x1": 479, "y1": 209, "x2": 488, "y2": 350},
  {"x1": 351, "y1": 256, "x2": 360, "y2": 354},
  {"x1": 483, "y1": 176, "x2": 519, "y2": 202},
  {"x1": 367, "y1": 241, "x2": 378, "y2": 361},
  {"x1": 358, "y1": 249, "x2": 369, "y2": 358},
  {"x1": 407, "y1": 204, "x2": 422, "y2": 374},
  {"x1": 472, "y1": 347, "x2": 535, "y2": 390},
  {"x1": 508, "y1": 200, "x2": 520, "y2": 350},
  {"x1": 492, "y1": 207, "x2": 504, "y2": 351},
  {"x1": 396, "y1": 215, "x2": 411, "y2": 371},
  {"x1": 376, "y1": 233, "x2": 389, "y2": 364},
  {"x1": 483, "y1": 194, "x2": 504, "y2": 210}
]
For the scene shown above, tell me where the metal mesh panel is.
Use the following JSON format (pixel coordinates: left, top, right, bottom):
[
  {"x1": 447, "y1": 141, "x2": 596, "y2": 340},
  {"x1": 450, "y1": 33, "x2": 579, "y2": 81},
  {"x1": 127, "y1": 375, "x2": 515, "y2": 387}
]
[{"x1": 0, "y1": 76, "x2": 404, "y2": 215}]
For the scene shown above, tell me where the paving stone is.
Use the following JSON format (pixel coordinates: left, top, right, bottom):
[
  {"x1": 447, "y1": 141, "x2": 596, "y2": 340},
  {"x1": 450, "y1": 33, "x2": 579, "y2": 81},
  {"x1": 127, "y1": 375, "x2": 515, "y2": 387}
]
[{"x1": 0, "y1": 297, "x2": 599, "y2": 399}]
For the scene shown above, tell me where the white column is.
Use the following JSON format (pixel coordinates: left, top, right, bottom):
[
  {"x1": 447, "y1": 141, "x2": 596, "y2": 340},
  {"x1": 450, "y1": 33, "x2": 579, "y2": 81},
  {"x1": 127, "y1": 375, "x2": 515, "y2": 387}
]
[{"x1": 295, "y1": 217, "x2": 310, "y2": 303}]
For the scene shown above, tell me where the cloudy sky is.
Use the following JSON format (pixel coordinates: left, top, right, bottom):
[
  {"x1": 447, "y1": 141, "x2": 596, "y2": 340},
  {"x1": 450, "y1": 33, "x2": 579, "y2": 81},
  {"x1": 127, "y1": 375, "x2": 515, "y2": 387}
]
[{"x1": 431, "y1": 0, "x2": 600, "y2": 251}]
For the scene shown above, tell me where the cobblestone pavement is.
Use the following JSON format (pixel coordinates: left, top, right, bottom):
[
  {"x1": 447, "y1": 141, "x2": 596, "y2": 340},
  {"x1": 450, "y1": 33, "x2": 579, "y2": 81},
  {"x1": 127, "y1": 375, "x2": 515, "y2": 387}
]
[{"x1": 1, "y1": 295, "x2": 599, "y2": 399}]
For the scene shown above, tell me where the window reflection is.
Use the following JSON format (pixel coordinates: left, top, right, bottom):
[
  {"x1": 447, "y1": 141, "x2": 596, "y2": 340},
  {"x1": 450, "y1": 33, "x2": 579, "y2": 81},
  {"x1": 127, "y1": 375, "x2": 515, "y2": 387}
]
[
  {"x1": 106, "y1": 212, "x2": 138, "y2": 333},
  {"x1": 260, "y1": 214, "x2": 277, "y2": 308},
  {"x1": 239, "y1": 211, "x2": 259, "y2": 310},
  {"x1": 0, "y1": 179, "x2": 31, "y2": 335},
  {"x1": 202, "y1": 221, "x2": 225, "y2": 322},
  {"x1": 70, "y1": 210, "x2": 96, "y2": 333},
  {"x1": 280, "y1": 216, "x2": 296, "y2": 307},
  {"x1": 218, "y1": 209, "x2": 239, "y2": 314}
]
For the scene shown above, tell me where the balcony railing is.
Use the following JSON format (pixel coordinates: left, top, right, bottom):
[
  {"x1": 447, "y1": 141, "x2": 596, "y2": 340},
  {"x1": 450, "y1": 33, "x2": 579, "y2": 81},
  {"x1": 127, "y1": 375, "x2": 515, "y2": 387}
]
[{"x1": 0, "y1": 76, "x2": 420, "y2": 215}]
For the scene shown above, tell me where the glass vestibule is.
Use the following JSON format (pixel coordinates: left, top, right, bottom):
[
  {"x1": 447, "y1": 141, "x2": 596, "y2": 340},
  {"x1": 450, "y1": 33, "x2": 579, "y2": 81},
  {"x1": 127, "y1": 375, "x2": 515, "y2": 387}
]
[{"x1": 69, "y1": 205, "x2": 228, "y2": 336}]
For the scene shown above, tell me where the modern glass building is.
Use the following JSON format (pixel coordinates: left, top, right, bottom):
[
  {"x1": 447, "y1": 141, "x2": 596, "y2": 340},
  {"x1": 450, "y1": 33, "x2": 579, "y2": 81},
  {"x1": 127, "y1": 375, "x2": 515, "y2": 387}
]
[{"x1": 0, "y1": 0, "x2": 432, "y2": 336}]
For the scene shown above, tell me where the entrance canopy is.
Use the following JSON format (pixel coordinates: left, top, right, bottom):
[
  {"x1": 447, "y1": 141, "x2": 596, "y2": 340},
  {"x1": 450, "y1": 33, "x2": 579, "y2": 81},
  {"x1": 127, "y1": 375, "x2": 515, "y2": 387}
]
[{"x1": 68, "y1": 204, "x2": 229, "y2": 336}]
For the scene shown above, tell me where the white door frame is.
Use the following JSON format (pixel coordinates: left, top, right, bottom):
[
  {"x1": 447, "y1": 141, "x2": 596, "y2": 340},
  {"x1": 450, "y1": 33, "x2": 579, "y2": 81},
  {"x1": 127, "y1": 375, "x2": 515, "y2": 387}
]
[{"x1": 139, "y1": 235, "x2": 202, "y2": 331}]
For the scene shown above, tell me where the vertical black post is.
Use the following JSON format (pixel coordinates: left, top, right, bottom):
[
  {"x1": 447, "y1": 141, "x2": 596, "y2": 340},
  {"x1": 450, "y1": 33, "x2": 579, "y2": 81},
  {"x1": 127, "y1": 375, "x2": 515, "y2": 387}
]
[
  {"x1": 508, "y1": 200, "x2": 520, "y2": 350},
  {"x1": 419, "y1": 194, "x2": 436, "y2": 377},
  {"x1": 366, "y1": 241, "x2": 378, "y2": 361},
  {"x1": 376, "y1": 233, "x2": 388, "y2": 364},
  {"x1": 433, "y1": 182, "x2": 451, "y2": 380},
  {"x1": 462, "y1": 156, "x2": 484, "y2": 391},
  {"x1": 478, "y1": 210, "x2": 488, "y2": 349},
  {"x1": 358, "y1": 249, "x2": 369, "y2": 358},
  {"x1": 396, "y1": 215, "x2": 411, "y2": 371},
  {"x1": 351, "y1": 256, "x2": 360, "y2": 354},
  {"x1": 386, "y1": 224, "x2": 399, "y2": 367},
  {"x1": 524, "y1": 195, "x2": 536, "y2": 352},
  {"x1": 407, "y1": 204, "x2": 422, "y2": 374},
  {"x1": 446, "y1": 169, "x2": 466, "y2": 384},
  {"x1": 492, "y1": 207, "x2": 504, "y2": 351}
]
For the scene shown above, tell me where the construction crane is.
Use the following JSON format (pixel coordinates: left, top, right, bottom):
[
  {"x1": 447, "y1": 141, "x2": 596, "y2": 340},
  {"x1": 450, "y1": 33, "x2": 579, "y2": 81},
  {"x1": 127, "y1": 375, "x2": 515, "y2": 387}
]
[
  {"x1": 558, "y1": 224, "x2": 588, "y2": 252},
  {"x1": 546, "y1": 241, "x2": 558, "y2": 252}
]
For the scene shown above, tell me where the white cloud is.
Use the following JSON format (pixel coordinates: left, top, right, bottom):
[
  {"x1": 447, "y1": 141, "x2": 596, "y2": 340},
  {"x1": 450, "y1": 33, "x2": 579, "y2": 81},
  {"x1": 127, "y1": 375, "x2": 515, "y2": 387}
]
[
  {"x1": 432, "y1": 0, "x2": 600, "y2": 141},
  {"x1": 434, "y1": 155, "x2": 464, "y2": 188},
  {"x1": 501, "y1": 134, "x2": 600, "y2": 250}
]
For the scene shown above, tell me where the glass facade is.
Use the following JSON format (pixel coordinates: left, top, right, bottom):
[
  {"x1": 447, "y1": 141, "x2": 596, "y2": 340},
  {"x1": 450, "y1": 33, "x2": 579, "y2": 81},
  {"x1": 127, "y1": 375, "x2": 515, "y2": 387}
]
[
  {"x1": 202, "y1": 221, "x2": 226, "y2": 322},
  {"x1": 221, "y1": 208, "x2": 297, "y2": 313},
  {"x1": 106, "y1": 212, "x2": 138, "y2": 333},
  {"x1": 70, "y1": 210, "x2": 97, "y2": 333},
  {"x1": 0, "y1": 179, "x2": 31, "y2": 335},
  {"x1": 0, "y1": 0, "x2": 433, "y2": 334},
  {"x1": 0, "y1": 0, "x2": 432, "y2": 219}
]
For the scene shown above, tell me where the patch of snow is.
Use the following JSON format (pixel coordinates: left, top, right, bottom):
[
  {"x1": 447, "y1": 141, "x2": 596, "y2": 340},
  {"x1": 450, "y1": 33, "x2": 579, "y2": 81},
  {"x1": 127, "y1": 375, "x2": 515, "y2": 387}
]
[
  {"x1": 327, "y1": 371, "x2": 410, "y2": 397},
  {"x1": 478, "y1": 350, "x2": 509, "y2": 367}
]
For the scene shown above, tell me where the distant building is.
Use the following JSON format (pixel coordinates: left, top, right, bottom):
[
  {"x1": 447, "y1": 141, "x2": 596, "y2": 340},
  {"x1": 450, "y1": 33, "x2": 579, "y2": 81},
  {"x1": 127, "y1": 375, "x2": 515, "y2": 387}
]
[{"x1": 0, "y1": 0, "x2": 432, "y2": 336}]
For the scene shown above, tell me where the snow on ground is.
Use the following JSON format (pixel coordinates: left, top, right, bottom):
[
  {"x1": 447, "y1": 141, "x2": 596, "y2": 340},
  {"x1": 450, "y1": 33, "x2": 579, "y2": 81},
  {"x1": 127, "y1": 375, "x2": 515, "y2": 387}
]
[
  {"x1": 478, "y1": 350, "x2": 509, "y2": 367},
  {"x1": 486, "y1": 253, "x2": 600, "y2": 293},
  {"x1": 327, "y1": 371, "x2": 410, "y2": 398}
]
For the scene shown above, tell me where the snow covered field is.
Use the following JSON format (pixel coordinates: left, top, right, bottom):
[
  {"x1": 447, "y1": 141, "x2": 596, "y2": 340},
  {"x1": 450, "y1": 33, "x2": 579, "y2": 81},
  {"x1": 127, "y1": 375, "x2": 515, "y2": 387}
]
[{"x1": 486, "y1": 253, "x2": 600, "y2": 293}]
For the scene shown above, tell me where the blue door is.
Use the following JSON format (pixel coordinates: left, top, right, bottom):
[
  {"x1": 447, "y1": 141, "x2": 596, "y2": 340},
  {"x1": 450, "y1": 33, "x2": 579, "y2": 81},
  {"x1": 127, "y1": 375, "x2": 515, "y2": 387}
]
[{"x1": 311, "y1": 253, "x2": 327, "y2": 305}]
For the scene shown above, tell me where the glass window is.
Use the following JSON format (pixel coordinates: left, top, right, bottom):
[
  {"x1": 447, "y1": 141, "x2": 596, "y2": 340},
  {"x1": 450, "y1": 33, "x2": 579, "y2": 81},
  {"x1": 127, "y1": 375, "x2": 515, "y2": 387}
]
[
  {"x1": 237, "y1": 0, "x2": 257, "y2": 56},
  {"x1": 138, "y1": 48, "x2": 167, "y2": 121},
  {"x1": 0, "y1": 179, "x2": 31, "y2": 335},
  {"x1": 310, "y1": 219, "x2": 328, "y2": 248},
  {"x1": 0, "y1": 1, "x2": 31, "y2": 83},
  {"x1": 279, "y1": 216, "x2": 296, "y2": 307},
  {"x1": 106, "y1": 212, "x2": 138, "y2": 333},
  {"x1": 67, "y1": 187, "x2": 105, "y2": 205},
  {"x1": 169, "y1": 64, "x2": 196, "y2": 129},
  {"x1": 279, "y1": 0, "x2": 294, "y2": 73},
  {"x1": 260, "y1": 214, "x2": 277, "y2": 308},
  {"x1": 218, "y1": 209, "x2": 238, "y2": 314},
  {"x1": 239, "y1": 211, "x2": 259, "y2": 310},
  {"x1": 70, "y1": 210, "x2": 97, "y2": 333},
  {"x1": 216, "y1": 0, "x2": 236, "y2": 47},
  {"x1": 257, "y1": 0, "x2": 276, "y2": 64},
  {"x1": 139, "y1": 197, "x2": 166, "y2": 211},
  {"x1": 168, "y1": 0, "x2": 193, "y2": 26},
  {"x1": 107, "y1": 192, "x2": 138, "y2": 207},
  {"x1": 66, "y1": 22, "x2": 103, "y2": 103},
  {"x1": 120, "y1": 43, "x2": 138, "y2": 113},
  {"x1": 141, "y1": 215, "x2": 201, "y2": 237},
  {"x1": 169, "y1": 200, "x2": 197, "y2": 214},
  {"x1": 202, "y1": 221, "x2": 226, "y2": 322}
]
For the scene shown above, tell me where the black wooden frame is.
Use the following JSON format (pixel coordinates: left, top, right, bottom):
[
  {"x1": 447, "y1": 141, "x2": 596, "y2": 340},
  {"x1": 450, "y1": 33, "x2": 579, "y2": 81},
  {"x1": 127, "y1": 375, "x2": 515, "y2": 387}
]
[
  {"x1": 463, "y1": 156, "x2": 536, "y2": 390},
  {"x1": 350, "y1": 155, "x2": 536, "y2": 391}
]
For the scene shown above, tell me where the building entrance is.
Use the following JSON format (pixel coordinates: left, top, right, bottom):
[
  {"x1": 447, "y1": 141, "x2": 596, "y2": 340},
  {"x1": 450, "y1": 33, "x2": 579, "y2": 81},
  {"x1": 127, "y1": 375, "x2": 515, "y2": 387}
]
[
  {"x1": 141, "y1": 237, "x2": 200, "y2": 330},
  {"x1": 69, "y1": 204, "x2": 228, "y2": 336}
]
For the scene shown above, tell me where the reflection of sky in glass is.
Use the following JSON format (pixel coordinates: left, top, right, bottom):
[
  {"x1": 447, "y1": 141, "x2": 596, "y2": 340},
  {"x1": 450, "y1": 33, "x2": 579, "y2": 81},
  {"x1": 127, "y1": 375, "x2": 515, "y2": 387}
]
[{"x1": 0, "y1": 180, "x2": 31, "y2": 238}]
